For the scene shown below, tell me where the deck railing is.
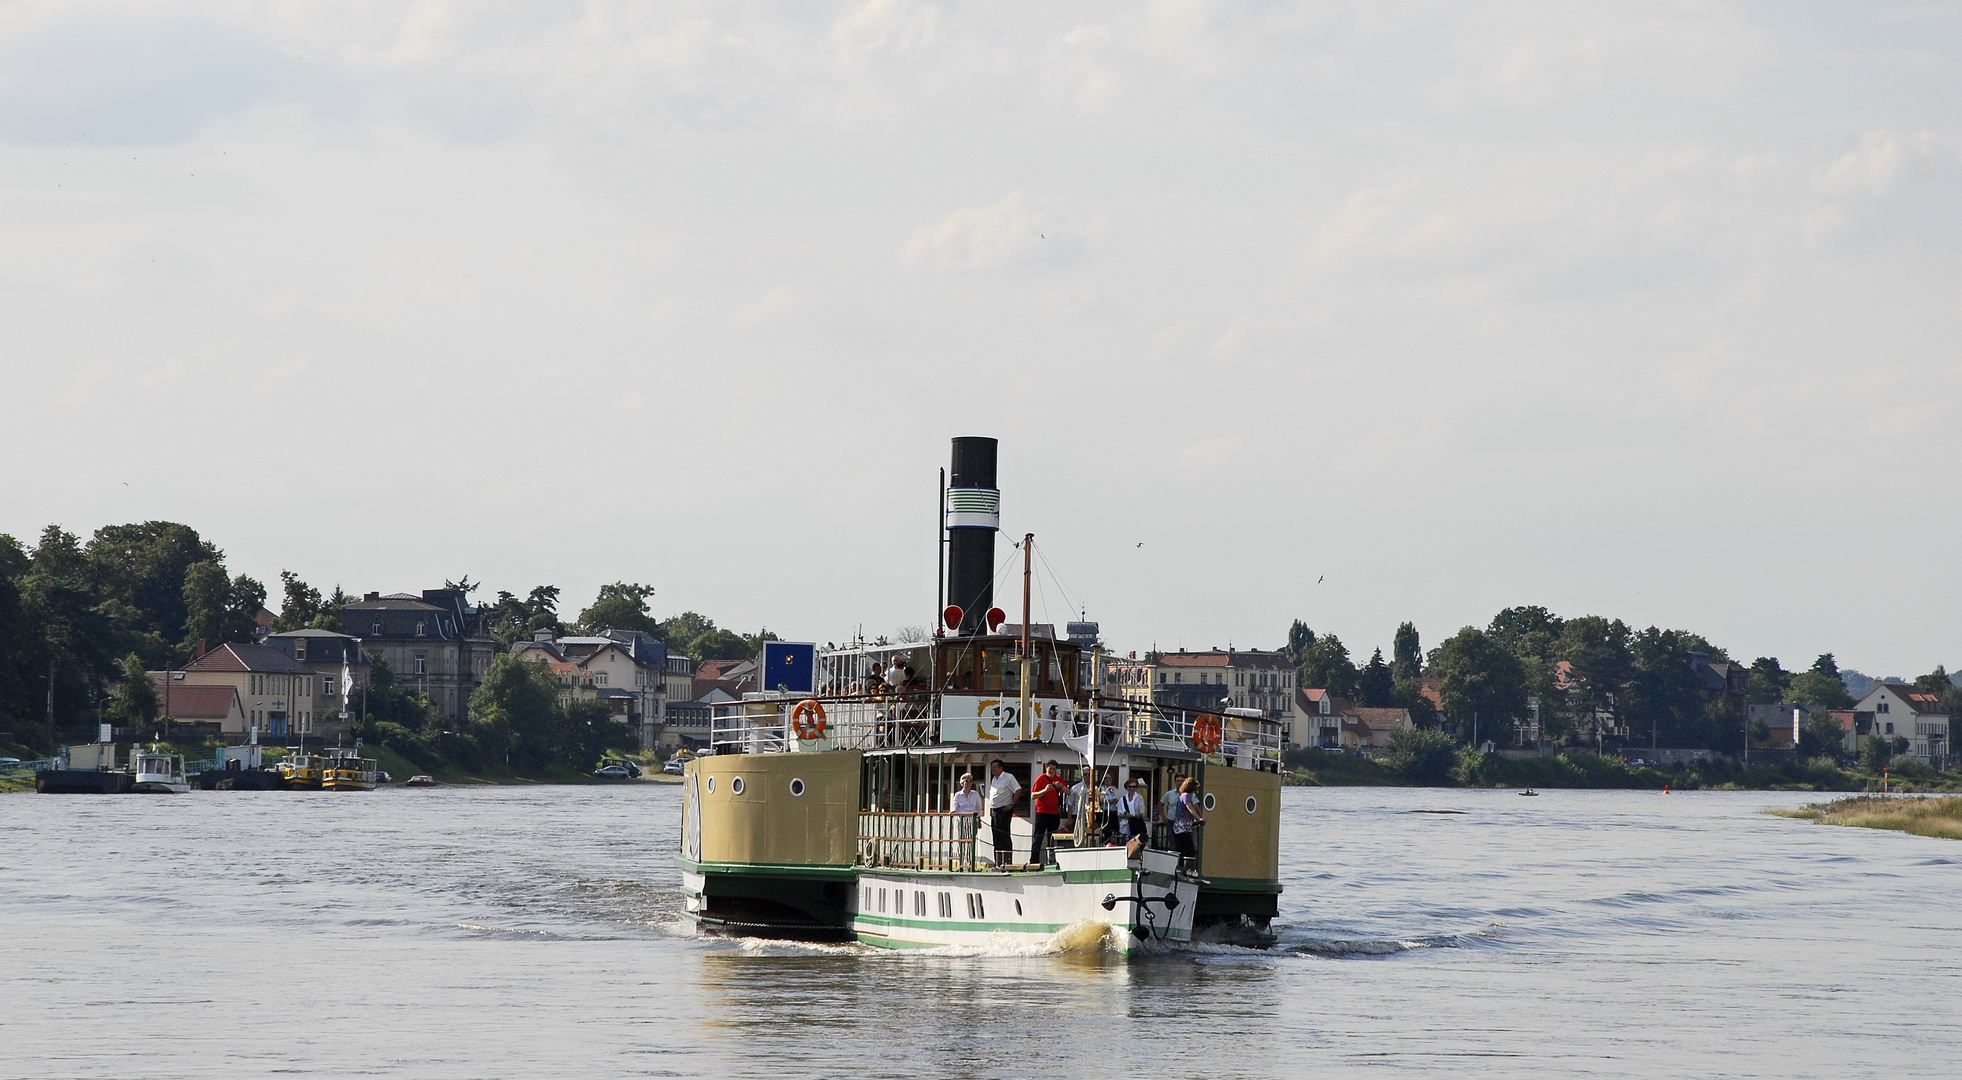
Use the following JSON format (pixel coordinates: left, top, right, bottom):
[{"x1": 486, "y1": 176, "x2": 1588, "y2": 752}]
[
  {"x1": 857, "y1": 811, "x2": 978, "y2": 871},
  {"x1": 710, "y1": 694, "x2": 1284, "y2": 771}
]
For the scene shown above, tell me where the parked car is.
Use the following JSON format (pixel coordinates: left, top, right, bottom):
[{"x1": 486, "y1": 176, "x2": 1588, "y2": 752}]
[
  {"x1": 663, "y1": 758, "x2": 686, "y2": 775},
  {"x1": 594, "y1": 764, "x2": 634, "y2": 779}
]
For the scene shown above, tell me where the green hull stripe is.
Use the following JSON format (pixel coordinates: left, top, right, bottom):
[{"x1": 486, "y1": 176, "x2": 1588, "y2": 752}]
[
  {"x1": 679, "y1": 858, "x2": 857, "y2": 881},
  {"x1": 1061, "y1": 869, "x2": 1133, "y2": 884}
]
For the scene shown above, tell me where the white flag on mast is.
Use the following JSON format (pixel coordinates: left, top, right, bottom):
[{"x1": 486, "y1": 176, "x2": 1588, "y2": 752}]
[{"x1": 340, "y1": 660, "x2": 354, "y2": 702}]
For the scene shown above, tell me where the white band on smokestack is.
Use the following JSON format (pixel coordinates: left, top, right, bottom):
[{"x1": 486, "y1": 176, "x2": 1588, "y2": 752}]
[{"x1": 945, "y1": 487, "x2": 1001, "y2": 530}]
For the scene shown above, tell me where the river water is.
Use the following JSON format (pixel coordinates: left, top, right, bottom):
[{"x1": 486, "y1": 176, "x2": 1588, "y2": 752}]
[{"x1": 2, "y1": 785, "x2": 1957, "y2": 1078}]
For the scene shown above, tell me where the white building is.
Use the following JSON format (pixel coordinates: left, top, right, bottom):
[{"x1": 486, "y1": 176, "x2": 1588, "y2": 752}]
[{"x1": 1853, "y1": 683, "x2": 1950, "y2": 765}]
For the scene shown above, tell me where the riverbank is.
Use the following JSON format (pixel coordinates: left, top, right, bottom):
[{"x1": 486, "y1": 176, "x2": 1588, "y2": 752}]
[
  {"x1": 1770, "y1": 795, "x2": 1962, "y2": 839},
  {"x1": 1284, "y1": 747, "x2": 1962, "y2": 793}
]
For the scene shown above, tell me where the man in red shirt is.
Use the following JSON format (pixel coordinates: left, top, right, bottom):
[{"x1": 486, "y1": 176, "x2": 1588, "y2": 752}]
[{"x1": 1029, "y1": 760, "x2": 1066, "y2": 866}]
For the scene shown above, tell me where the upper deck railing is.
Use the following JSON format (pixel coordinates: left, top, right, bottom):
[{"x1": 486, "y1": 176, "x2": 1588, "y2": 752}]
[{"x1": 708, "y1": 692, "x2": 1282, "y2": 770}]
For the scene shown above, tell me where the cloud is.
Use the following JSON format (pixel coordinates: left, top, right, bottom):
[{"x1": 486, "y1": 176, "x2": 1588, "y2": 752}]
[
  {"x1": 1817, "y1": 129, "x2": 1955, "y2": 196},
  {"x1": 1177, "y1": 434, "x2": 1247, "y2": 471},
  {"x1": 0, "y1": 18, "x2": 317, "y2": 144},
  {"x1": 901, "y1": 192, "x2": 1088, "y2": 274},
  {"x1": 833, "y1": 0, "x2": 944, "y2": 71}
]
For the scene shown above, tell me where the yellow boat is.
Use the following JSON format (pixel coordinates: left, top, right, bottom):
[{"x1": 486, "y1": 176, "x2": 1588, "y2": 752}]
[
  {"x1": 278, "y1": 751, "x2": 325, "y2": 790},
  {"x1": 321, "y1": 747, "x2": 377, "y2": 791}
]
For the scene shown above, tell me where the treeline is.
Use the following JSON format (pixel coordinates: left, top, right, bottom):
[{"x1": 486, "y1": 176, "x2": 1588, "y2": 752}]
[
  {"x1": 1282, "y1": 606, "x2": 1961, "y2": 756},
  {"x1": 358, "y1": 653, "x2": 636, "y2": 776},
  {"x1": 0, "y1": 520, "x2": 774, "y2": 757}
]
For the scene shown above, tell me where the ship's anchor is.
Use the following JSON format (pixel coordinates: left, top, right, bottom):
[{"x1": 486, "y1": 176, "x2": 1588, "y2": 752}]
[{"x1": 1102, "y1": 891, "x2": 1180, "y2": 940}]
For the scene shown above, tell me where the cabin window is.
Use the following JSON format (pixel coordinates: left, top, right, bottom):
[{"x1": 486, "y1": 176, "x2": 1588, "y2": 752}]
[
  {"x1": 863, "y1": 888, "x2": 871, "y2": 909},
  {"x1": 731, "y1": 776, "x2": 745, "y2": 796},
  {"x1": 789, "y1": 778, "x2": 806, "y2": 797},
  {"x1": 938, "y1": 893, "x2": 952, "y2": 918},
  {"x1": 975, "y1": 894, "x2": 985, "y2": 919},
  {"x1": 1203, "y1": 793, "x2": 1217, "y2": 812},
  {"x1": 1246, "y1": 796, "x2": 1258, "y2": 814},
  {"x1": 965, "y1": 893, "x2": 976, "y2": 919},
  {"x1": 915, "y1": 891, "x2": 926, "y2": 917},
  {"x1": 878, "y1": 889, "x2": 887, "y2": 913}
]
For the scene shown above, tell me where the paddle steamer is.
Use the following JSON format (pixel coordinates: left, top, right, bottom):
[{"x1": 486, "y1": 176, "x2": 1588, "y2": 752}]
[{"x1": 679, "y1": 437, "x2": 1283, "y2": 951}]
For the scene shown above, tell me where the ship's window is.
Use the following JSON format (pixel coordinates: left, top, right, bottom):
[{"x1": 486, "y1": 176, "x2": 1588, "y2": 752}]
[
  {"x1": 706, "y1": 776, "x2": 715, "y2": 793},
  {"x1": 1203, "y1": 793, "x2": 1217, "y2": 812},
  {"x1": 939, "y1": 893, "x2": 952, "y2": 918},
  {"x1": 1014, "y1": 899, "x2": 1022, "y2": 917},
  {"x1": 878, "y1": 889, "x2": 887, "y2": 913},
  {"x1": 1245, "y1": 796, "x2": 1258, "y2": 814},
  {"x1": 975, "y1": 894, "x2": 985, "y2": 919},
  {"x1": 731, "y1": 776, "x2": 745, "y2": 796},
  {"x1": 789, "y1": 778, "x2": 806, "y2": 797},
  {"x1": 965, "y1": 893, "x2": 976, "y2": 919},
  {"x1": 915, "y1": 891, "x2": 926, "y2": 916},
  {"x1": 863, "y1": 888, "x2": 871, "y2": 909}
]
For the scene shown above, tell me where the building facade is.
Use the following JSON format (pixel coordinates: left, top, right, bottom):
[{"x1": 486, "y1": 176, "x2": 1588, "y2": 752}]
[
  {"x1": 264, "y1": 629, "x2": 370, "y2": 744},
  {"x1": 343, "y1": 590, "x2": 498, "y2": 723},
  {"x1": 1854, "y1": 683, "x2": 1950, "y2": 765},
  {"x1": 164, "y1": 643, "x2": 320, "y2": 741}
]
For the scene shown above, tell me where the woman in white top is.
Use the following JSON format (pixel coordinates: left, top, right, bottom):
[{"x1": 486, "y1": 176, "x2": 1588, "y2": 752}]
[{"x1": 950, "y1": 773, "x2": 985, "y2": 820}]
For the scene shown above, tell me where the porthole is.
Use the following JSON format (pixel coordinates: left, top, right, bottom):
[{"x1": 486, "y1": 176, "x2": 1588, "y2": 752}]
[
  {"x1": 1203, "y1": 793, "x2": 1217, "y2": 812},
  {"x1": 731, "y1": 776, "x2": 745, "y2": 796},
  {"x1": 706, "y1": 776, "x2": 715, "y2": 794},
  {"x1": 1245, "y1": 796, "x2": 1258, "y2": 814},
  {"x1": 789, "y1": 778, "x2": 806, "y2": 797}
]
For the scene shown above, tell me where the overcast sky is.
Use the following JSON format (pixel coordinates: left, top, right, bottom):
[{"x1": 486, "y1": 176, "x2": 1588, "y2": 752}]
[{"x1": 1, "y1": 2, "x2": 1957, "y2": 676}]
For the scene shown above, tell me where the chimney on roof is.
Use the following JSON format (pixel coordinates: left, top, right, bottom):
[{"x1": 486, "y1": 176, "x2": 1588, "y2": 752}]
[
  {"x1": 195, "y1": 641, "x2": 207, "y2": 660},
  {"x1": 533, "y1": 628, "x2": 556, "y2": 642},
  {"x1": 364, "y1": 592, "x2": 380, "y2": 602}
]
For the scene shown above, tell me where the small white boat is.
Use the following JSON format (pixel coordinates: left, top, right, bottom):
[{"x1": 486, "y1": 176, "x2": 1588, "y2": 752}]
[{"x1": 130, "y1": 748, "x2": 190, "y2": 794}]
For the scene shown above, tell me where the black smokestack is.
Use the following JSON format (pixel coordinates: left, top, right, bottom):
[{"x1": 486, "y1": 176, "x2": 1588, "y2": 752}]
[{"x1": 945, "y1": 436, "x2": 999, "y2": 636}]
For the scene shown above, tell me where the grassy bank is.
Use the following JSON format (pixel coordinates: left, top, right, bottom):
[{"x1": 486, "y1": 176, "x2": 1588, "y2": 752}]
[
  {"x1": 1284, "y1": 746, "x2": 1962, "y2": 792},
  {"x1": 1771, "y1": 795, "x2": 1962, "y2": 839}
]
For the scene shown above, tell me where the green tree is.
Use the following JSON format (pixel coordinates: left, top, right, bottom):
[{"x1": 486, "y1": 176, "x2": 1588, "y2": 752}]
[
  {"x1": 1625, "y1": 628, "x2": 1712, "y2": 748},
  {"x1": 1747, "y1": 657, "x2": 1790, "y2": 703},
  {"x1": 485, "y1": 586, "x2": 564, "y2": 648},
  {"x1": 577, "y1": 582, "x2": 660, "y2": 636},
  {"x1": 1296, "y1": 633, "x2": 1357, "y2": 698},
  {"x1": 1558, "y1": 616, "x2": 1633, "y2": 736},
  {"x1": 1798, "y1": 710, "x2": 1848, "y2": 760},
  {"x1": 273, "y1": 570, "x2": 322, "y2": 632},
  {"x1": 1860, "y1": 733, "x2": 1893, "y2": 771},
  {"x1": 1428, "y1": 627, "x2": 1527, "y2": 742},
  {"x1": 1391, "y1": 677, "x2": 1438, "y2": 726},
  {"x1": 1357, "y1": 648, "x2": 1394, "y2": 707},
  {"x1": 1284, "y1": 620, "x2": 1315, "y2": 667},
  {"x1": 469, "y1": 654, "x2": 563, "y2": 769},
  {"x1": 1381, "y1": 725, "x2": 1459, "y2": 785},
  {"x1": 1786, "y1": 670, "x2": 1854, "y2": 709},
  {"x1": 559, "y1": 698, "x2": 635, "y2": 770},
  {"x1": 111, "y1": 652, "x2": 159, "y2": 729},
  {"x1": 1487, "y1": 606, "x2": 1565, "y2": 738},
  {"x1": 180, "y1": 560, "x2": 264, "y2": 653},
  {"x1": 84, "y1": 521, "x2": 221, "y2": 657},
  {"x1": 1390, "y1": 622, "x2": 1422, "y2": 682}
]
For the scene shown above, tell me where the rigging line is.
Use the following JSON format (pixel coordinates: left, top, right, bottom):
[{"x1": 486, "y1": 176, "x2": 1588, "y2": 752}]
[{"x1": 1032, "y1": 544, "x2": 1085, "y2": 620}]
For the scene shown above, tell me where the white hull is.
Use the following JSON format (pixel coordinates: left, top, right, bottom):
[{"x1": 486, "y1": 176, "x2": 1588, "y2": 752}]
[
  {"x1": 850, "y1": 847, "x2": 1196, "y2": 950},
  {"x1": 130, "y1": 780, "x2": 189, "y2": 794}
]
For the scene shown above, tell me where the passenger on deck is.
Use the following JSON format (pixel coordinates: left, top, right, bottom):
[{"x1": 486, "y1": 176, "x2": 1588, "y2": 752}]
[
  {"x1": 1172, "y1": 777, "x2": 1206, "y2": 864},
  {"x1": 951, "y1": 773, "x2": 984, "y2": 822},
  {"x1": 1029, "y1": 760, "x2": 1067, "y2": 866},
  {"x1": 986, "y1": 760, "x2": 1020, "y2": 867},
  {"x1": 1119, "y1": 778, "x2": 1147, "y2": 843}
]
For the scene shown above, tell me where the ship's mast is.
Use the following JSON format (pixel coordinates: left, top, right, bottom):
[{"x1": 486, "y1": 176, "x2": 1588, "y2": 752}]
[{"x1": 1019, "y1": 532, "x2": 1033, "y2": 741}]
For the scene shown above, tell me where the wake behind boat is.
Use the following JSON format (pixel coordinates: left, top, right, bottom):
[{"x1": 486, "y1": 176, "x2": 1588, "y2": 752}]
[{"x1": 679, "y1": 437, "x2": 1283, "y2": 952}]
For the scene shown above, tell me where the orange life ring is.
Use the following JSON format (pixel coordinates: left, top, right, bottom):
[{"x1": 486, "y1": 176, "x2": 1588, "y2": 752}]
[
  {"x1": 1191, "y1": 713, "x2": 1223, "y2": 754},
  {"x1": 790, "y1": 698, "x2": 828, "y2": 740}
]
